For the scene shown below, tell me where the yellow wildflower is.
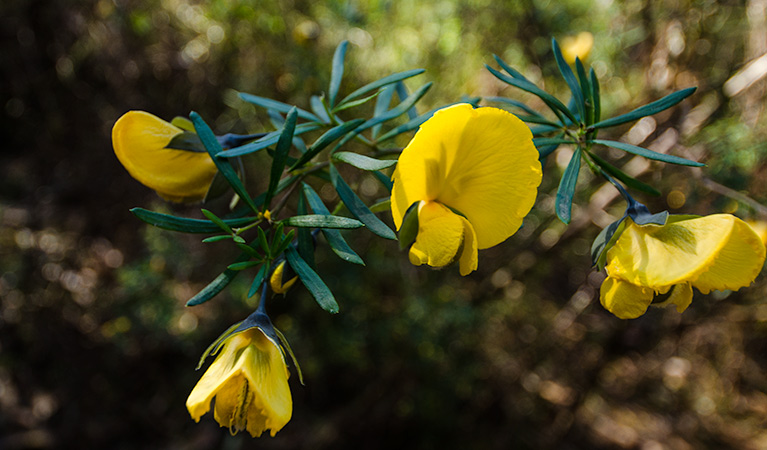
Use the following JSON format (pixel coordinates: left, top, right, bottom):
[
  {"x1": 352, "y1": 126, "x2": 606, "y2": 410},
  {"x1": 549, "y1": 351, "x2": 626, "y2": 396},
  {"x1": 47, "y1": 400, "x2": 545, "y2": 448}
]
[
  {"x1": 270, "y1": 261, "x2": 298, "y2": 295},
  {"x1": 561, "y1": 32, "x2": 594, "y2": 64},
  {"x1": 112, "y1": 111, "x2": 217, "y2": 202},
  {"x1": 600, "y1": 214, "x2": 766, "y2": 319},
  {"x1": 186, "y1": 326, "x2": 292, "y2": 437},
  {"x1": 391, "y1": 104, "x2": 542, "y2": 275}
]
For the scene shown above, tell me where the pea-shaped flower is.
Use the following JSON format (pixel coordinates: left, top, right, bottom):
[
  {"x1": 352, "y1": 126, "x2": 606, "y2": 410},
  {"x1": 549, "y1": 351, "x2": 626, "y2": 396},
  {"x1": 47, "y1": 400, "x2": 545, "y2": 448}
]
[
  {"x1": 601, "y1": 214, "x2": 766, "y2": 319},
  {"x1": 391, "y1": 104, "x2": 542, "y2": 275},
  {"x1": 186, "y1": 325, "x2": 292, "y2": 437},
  {"x1": 112, "y1": 111, "x2": 217, "y2": 202}
]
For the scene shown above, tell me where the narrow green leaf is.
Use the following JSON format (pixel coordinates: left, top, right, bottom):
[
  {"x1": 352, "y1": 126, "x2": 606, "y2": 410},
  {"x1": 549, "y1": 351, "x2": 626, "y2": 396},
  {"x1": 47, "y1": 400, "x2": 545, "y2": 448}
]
[
  {"x1": 588, "y1": 151, "x2": 660, "y2": 196},
  {"x1": 310, "y1": 95, "x2": 331, "y2": 124},
  {"x1": 590, "y1": 68, "x2": 601, "y2": 127},
  {"x1": 590, "y1": 87, "x2": 697, "y2": 130},
  {"x1": 130, "y1": 208, "x2": 257, "y2": 233},
  {"x1": 238, "y1": 92, "x2": 321, "y2": 123},
  {"x1": 485, "y1": 64, "x2": 576, "y2": 124},
  {"x1": 533, "y1": 137, "x2": 576, "y2": 147},
  {"x1": 190, "y1": 112, "x2": 259, "y2": 213},
  {"x1": 592, "y1": 217, "x2": 627, "y2": 270},
  {"x1": 395, "y1": 81, "x2": 419, "y2": 120},
  {"x1": 590, "y1": 139, "x2": 705, "y2": 167},
  {"x1": 201, "y1": 209, "x2": 233, "y2": 234},
  {"x1": 296, "y1": 192, "x2": 314, "y2": 269},
  {"x1": 165, "y1": 131, "x2": 206, "y2": 152},
  {"x1": 556, "y1": 148, "x2": 582, "y2": 224},
  {"x1": 289, "y1": 119, "x2": 365, "y2": 170},
  {"x1": 398, "y1": 201, "x2": 420, "y2": 250},
  {"x1": 329, "y1": 40, "x2": 348, "y2": 107},
  {"x1": 228, "y1": 261, "x2": 261, "y2": 271},
  {"x1": 371, "y1": 85, "x2": 395, "y2": 139},
  {"x1": 538, "y1": 132, "x2": 566, "y2": 159},
  {"x1": 337, "y1": 69, "x2": 425, "y2": 109},
  {"x1": 373, "y1": 170, "x2": 393, "y2": 193},
  {"x1": 218, "y1": 123, "x2": 322, "y2": 158},
  {"x1": 332, "y1": 91, "x2": 379, "y2": 112},
  {"x1": 235, "y1": 242, "x2": 262, "y2": 259},
  {"x1": 552, "y1": 38, "x2": 585, "y2": 122},
  {"x1": 257, "y1": 227, "x2": 271, "y2": 256},
  {"x1": 284, "y1": 214, "x2": 364, "y2": 229},
  {"x1": 286, "y1": 246, "x2": 339, "y2": 314},
  {"x1": 333, "y1": 152, "x2": 397, "y2": 171},
  {"x1": 575, "y1": 58, "x2": 594, "y2": 126},
  {"x1": 302, "y1": 183, "x2": 365, "y2": 265},
  {"x1": 357, "y1": 83, "x2": 432, "y2": 134},
  {"x1": 273, "y1": 229, "x2": 295, "y2": 257},
  {"x1": 202, "y1": 235, "x2": 233, "y2": 243},
  {"x1": 517, "y1": 115, "x2": 564, "y2": 127},
  {"x1": 492, "y1": 54, "x2": 529, "y2": 80},
  {"x1": 486, "y1": 96, "x2": 547, "y2": 117},
  {"x1": 369, "y1": 198, "x2": 391, "y2": 213},
  {"x1": 270, "y1": 222, "x2": 285, "y2": 255},
  {"x1": 247, "y1": 263, "x2": 269, "y2": 299},
  {"x1": 186, "y1": 252, "x2": 251, "y2": 306},
  {"x1": 265, "y1": 107, "x2": 297, "y2": 209},
  {"x1": 330, "y1": 165, "x2": 396, "y2": 240}
]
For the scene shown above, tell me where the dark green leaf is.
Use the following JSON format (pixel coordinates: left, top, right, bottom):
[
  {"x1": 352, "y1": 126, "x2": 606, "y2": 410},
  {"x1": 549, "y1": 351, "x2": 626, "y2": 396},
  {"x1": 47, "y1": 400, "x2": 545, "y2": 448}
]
[
  {"x1": 186, "y1": 252, "x2": 251, "y2": 306},
  {"x1": 273, "y1": 229, "x2": 295, "y2": 257},
  {"x1": 592, "y1": 217, "x2": 627, "y2": 270},
  {"x1": 533, "y1": 137, "x2": 576, "y2": 147},
  {"x1": 310, "y1": 95, "x2": 331, "y2": 124},
  {"x1": 590, "y1": 68, "x2": 601, "y2": 128},
  {"x1": 302, "y1": 183, "x2": 364, "y2": 265},
  {"x1": 588, "y1": 151, "x2": 660, "y2": 196},
  {"x1": 357, "y1": 83, "x2": 432, "y2": 134},
  {"x1": 337, "y1": 69, "x2": 425, "y2": 109},
  {"x1": 329, "y1": 40, "x2": 348, "y2": 107},
  {"x1": 373, "y1": 170, "x2": 393, "y2": 193},
  {"x1": 165, "y1": 131, "x2": 206, "y2": 152},
  {"x1": 257, "y1": 227, "x2": 270, "y2": 257},
  {"x1": 265, "y1": 107, "x2": 297, "y2": 209},
  {"x1": 398, "y1": 201, "x2": 420, "y2": 250},
  {"x1": 289, "y1": 119, "x2": 365, "y2": 170},
  {"x1": 552, "y1": 38, "x2": 585, "y2": 122},
  {"x1": 238, "y1": 92, "x2": 321, "y2": 123},
  {"x1": 333, "y1": 152, "x2": 397, "y2": 171},
  {"x1": 202, "y1": 235, "x2": 233, "y2": 243},
  {"x1": 218, "y1": 123, "x2": 321, "y2": 158},
  {"x1": 575, "y1": 58, "x2": 593, "y2": 126},
  {"x1": 247, "y1": 263, "x2": 269, "y2": 299},
  {"x1": 190, "y1": 112, "x2": 259, "y2": 213},
  {"x1": 485, "y1": 64, "x2": 576, "y2": 124},
  {"x1": 371, "y1": 85, "x2": 396, "y2": 139},
  {"x1": 130, "y1": 208, "x2": 256, "y2": 233},
  {"x1": 296, "y1": 192, "x2": 314, "y2": 269},
  {"x1": 590, "y1": 87, "x2": 697, "y2": 130},
  {"x1": 590, "y1": 139, "x2": 704, "y2": 167},
  {"x1": 395, "y1": 81, "x2": 419, "y2": 120},
  {"x1": 556, "y1": 147, "x2": 582, "y2": 224},
  {"x1": 235, "y1": 242, "x2": 262, "y2": 259},
  {"x1": 332, "y1": 91, "x2": 379, "y2": 112},
  {"x1": 269, "y1": 222, "x2": 285, "y2": 255},
  {"x1": 486, "y1": 96, "x2": 547, "y2": 118},
  {"x1": 201, "y1": 209, "x2": 233, "y2": 234},
  {"x1": 284, "y1": 214, "x2": 364, "y2": 229},
  {"x1": 492, "y1": 54, "x2": 529, "y2": 80},
  {"x1": 228, "y1": 261, "x2": 261, "y2": 271},
  {"x1": 330, "y1": 165, "x2": 396, "y2": 240},
  {"x1": 286, "y1": 246, "x2": 339, "y2": 314}
]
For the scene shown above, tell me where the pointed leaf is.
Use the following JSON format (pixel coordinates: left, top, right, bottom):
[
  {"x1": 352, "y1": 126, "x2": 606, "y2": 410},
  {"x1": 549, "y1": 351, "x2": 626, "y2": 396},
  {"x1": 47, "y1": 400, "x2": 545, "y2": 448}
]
[
  {"x1": 310, "y1": 95, "x2": 331, "y2": 124},
  {"x1": 492, "y1": 54, "x2": 529, "y2": 80},
  {"x1": 552, "y1": 38, "x2": 585, "y2": 122},
  {"x1": 165, "y1": 131, "x2": 206, "y2": 152},
  {"x1": 329, "y1": 40, "x2": 348, "y2": 107},
  {"x1": 337, "y1": 69, "x2": 425, "y2": 109},
  {"x1": 591, "y1": 217, "x2": 627, "y2": 270},
  {"x1": 588, "y1": 151, "x2": 660, "y2": 196},
  {"x1": 130, "y1": 208, "x2": 257, "y2": 233},
  {"x1": 590, "y1": 68, "x2": 601, "y2": 127},
  {"x1": 575, "y1": 58, "x2": 594, "y2": 125},
  {"x1": 590, "y1": 139, "x2": 704, "y2": 167},
  {"x1": 286, "y1": 246, "x2": 339, "y2": 314},
  {"x1": 371, "y1": 85, "x2": 396, "y2": 139},
  {"x1": 590, "y1": 87, "x2": 697, "y2": 130},
  {"x1": 186, "y1": 251, "x2": 252, "y2": 306},
  {"x1": 289, "y1": 119, "x2": 365, "y2": 170},
  {"x1": 332, "y1": 91, "x2": 380, "y2": 112},
  {"x1": 395, "y1": 81, "x2": 419, "y2": 120},
  {"x1": 330, "y1": 164, "x2": 396, "y2": 240},
  {"x1": 398, "y1": 201, "x2": 420, "y2": 250},
  {"x1": 264, "y1": 107, "x2": 297, "y2": 209},
  {"x1": 556, "y1": 147, "x2": 582, "y2": 224},
  {"x1": 218, "y1": 123, "x2": 322, "y2": 158},
  {"x1": 247, "y1": 263, "x2": 269, "y2": 299},
  {"x1": 296, "y1": 191, "x2": 314, "y2": 269},
  {"x1": 302, "y1": 183, "x2": 364, "y2": 265},
  {"x1": 284, "y1": 214, "x2": 364, "y2": 229},
  {"x1": 238, "y1": 92, "x2": 321, "y2": 123},
  {"x1": 333, "y1": 152, "x2": 397, "y2": 171}
]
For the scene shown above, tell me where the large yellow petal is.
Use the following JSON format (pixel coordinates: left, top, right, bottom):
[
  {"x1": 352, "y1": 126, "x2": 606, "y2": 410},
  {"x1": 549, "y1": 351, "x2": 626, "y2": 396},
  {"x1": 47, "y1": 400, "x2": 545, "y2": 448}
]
[
  {"x1": 392, "y1": 104, "x2": 542, "y2": 249},
  {"x1": 112, "y1": 111, "x2": 217, "y2": 202},
  {"x1": 408, "y1": 201, "x2": 467, "y2": 270},
  {"x1": 606, "y1": 215, "x2": 743, "y2": 289},
  {"x1": 692, "y1": 216, "x2": 766, "y2": 294},
  {"x1": 654, "y1": 282, "x2": 693, "y2": 313},
  {"x1": 600, "y1": 276, "x2": 655, "y2": 319},
  {"x1": 458, "y1": 215, "x2": 479, "y2": 276}
]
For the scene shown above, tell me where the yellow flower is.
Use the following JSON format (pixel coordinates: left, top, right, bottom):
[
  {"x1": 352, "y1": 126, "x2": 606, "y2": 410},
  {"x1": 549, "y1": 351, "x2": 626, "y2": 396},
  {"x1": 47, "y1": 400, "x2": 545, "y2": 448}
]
[
  {"x1": 186, "y1": 326, "x2": 292, "y2": 437},
  {"x1": 270, "y1": 261, "x2": 298, "y2": 295},
  {"x1": 391, "y1": 104, "x2": 542, "y2": 275},
  {"x1": 600, "y1": 214, "x2": 766, "y2": 319},
  {"x1": 561, "y1": 31, "x2": 594, "y2": 64},
  {"x1": 112, "y1": 111, "x2": 217, "y2": 202}
]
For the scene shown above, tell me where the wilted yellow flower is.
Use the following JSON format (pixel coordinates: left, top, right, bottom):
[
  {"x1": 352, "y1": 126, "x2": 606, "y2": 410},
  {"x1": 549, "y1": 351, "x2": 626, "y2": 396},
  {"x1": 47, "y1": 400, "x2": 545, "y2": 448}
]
[
  {"x1": 186, "y1": 326, "x2": 292, "y2": 437},
  {"x1": 601, "y1": 214, "x2": 766, "y2": 319},
  {"x1": 391, "y1": 104, "x2": 542, "y2": 275},
  {"x1": 270, "y1": 261, "x2": 298, "y2": 295},
  {"x1": 561, "y1": 31, "x2": 594, "y2": 64},
  {"x1": 112, "y1": 111, "x2": 217, "y2": 202}
]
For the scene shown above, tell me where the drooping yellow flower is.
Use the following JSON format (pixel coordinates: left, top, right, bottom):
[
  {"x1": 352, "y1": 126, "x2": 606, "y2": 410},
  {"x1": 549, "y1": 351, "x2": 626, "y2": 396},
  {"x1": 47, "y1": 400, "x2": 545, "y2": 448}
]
[
  {"x1": 112, "y1": 111, "x2": 217, "y2": 202},
  {"x1": 391, "y1": 103, "x2": 542, "y2": 275},
  {"x1": 186, "y1": 326, "x2": 292, "y2": 437},
  {"x1": 561, "y1": 32, "x2": 594, "y2": 64},
  {"x1": 600, "y1": 214, "x2": 766, "y2": 319},
  {"x1": 270, "y1": 261, "x2": 298, "y2": 295}
]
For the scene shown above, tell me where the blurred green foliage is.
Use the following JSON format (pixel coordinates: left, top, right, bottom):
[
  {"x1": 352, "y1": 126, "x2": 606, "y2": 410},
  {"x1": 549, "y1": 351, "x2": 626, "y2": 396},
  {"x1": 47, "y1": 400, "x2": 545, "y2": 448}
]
[{"x1": 2, "y1": 0, "x2": 767, "y2": 448}]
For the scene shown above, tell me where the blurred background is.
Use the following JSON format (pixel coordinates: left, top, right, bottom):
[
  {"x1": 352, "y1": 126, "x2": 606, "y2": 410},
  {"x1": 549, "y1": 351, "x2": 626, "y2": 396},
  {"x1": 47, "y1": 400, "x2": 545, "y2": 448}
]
[{"x1": 3, "y1": 0, "x2": 767, "y2": 448}]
